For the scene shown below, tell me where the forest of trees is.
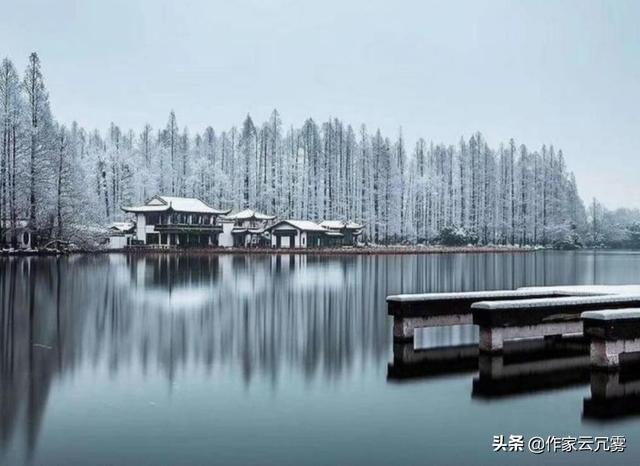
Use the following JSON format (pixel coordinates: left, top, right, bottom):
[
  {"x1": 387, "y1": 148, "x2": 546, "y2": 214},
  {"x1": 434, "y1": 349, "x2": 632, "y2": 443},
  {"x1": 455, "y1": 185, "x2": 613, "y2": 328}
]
[{"x1": 0, "y1": 53, "x2": 606, "y2": 249}]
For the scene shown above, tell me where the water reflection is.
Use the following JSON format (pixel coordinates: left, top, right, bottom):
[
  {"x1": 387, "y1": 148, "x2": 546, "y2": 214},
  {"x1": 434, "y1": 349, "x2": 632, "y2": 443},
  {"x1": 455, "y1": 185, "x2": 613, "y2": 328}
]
[
  {"x1": 1, "y1": 250, "x2": 640, "y2": 464},
  {"x1": 472, "y1": 337, "x2": 591, "y2": 399},
  {"x1": 387, "y1": 342, "x2": 479, "y2": 382},
  {"x1": 583, "y1": 365, "x2": 640, "y2": 422},
  {"x1": 388, "y1": 336, "x2": 592, "y2": 397}
]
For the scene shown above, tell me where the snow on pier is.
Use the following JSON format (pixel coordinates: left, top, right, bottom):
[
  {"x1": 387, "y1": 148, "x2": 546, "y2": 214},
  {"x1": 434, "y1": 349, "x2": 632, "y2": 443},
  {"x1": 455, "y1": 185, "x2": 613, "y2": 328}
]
[
  {"x1": 583, "y1": 308, "x2": 640, "y2": 370},
  {"x1": 387, "y1": 285, "x2": 640, "y2": 365},
  {"x1": 387, "y1": 289, "x2": 563, "y2": 342}
]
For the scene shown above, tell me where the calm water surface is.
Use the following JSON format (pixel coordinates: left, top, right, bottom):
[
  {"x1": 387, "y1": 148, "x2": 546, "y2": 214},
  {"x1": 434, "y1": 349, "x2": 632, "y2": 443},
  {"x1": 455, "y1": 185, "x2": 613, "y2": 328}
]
[{"x1": 2, "y1": 251, "x2": 640, "y2": 466}]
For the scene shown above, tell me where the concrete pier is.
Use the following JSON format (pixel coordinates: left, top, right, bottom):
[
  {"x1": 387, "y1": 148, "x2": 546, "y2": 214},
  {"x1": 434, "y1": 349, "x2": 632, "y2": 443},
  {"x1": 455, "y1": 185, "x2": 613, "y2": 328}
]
[
  {"x1": 582, "y1": 309, "x2": 640, "y2": 370},
  {"x1": 388, "y1": 286, "x2": 640, "y2": 362},
  {"x1": 472, "y1": 295, "x2": 640, "y2": 352},
  {"x1": 387, "y1": 289, "x2": 563, "y2": 342}
]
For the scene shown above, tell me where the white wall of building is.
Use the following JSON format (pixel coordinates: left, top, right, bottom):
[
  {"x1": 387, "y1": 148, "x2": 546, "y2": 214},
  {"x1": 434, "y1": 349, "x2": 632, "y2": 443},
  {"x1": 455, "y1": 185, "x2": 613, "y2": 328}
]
[
  {"x1": 136, "y1": 213, "x2": 147, "y2": 243},
  {"x1": 219, "y1": 222, "x2": 234, "y2": 247},
  {"x1": 108, "y1": 236, "x2": 128, "y2": 249},
  {"x1": 270, "y1": 224, "x2": 310, "y2": 249}
]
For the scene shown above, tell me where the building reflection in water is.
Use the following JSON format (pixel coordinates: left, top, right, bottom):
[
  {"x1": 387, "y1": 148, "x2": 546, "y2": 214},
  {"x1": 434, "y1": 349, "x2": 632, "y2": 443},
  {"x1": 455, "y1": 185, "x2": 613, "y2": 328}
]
[{"x1": 0, "y1": 250, "x2": 634, "y2": 460}]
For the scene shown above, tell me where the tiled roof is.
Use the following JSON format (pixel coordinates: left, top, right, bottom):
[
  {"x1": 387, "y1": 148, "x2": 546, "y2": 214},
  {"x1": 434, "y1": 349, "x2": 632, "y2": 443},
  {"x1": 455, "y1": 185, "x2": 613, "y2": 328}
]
[
  {"x1": 122, "y1": 195, "x2": 230, "y2": 215},
  {"x1": 224, "y1": 209, "x2": 276, "y2": 221}
]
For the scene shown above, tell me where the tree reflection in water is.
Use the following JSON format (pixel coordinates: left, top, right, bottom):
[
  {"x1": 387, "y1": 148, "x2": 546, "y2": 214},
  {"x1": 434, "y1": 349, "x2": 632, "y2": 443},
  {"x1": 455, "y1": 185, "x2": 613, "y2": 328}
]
[{"x1": 0, "y1": 250, "x2": 633, "y2": 461}]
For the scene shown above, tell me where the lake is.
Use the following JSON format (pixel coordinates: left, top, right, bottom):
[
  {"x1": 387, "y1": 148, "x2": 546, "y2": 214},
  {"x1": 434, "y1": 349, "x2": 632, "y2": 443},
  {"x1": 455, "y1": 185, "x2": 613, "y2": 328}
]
[{"x1": 2, "y1": 251, "x2": 640, "y2": 465}]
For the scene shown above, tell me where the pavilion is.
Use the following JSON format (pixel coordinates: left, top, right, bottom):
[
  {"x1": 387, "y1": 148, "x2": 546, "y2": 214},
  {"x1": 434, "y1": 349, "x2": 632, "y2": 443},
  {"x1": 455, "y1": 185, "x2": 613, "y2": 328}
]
[{"x1": 122, "y1": 195, "x2": 230, "y2": 247}]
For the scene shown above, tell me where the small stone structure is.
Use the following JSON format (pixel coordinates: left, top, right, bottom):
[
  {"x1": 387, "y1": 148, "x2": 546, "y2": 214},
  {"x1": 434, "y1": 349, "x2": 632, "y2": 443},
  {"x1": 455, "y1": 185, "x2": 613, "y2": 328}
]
[
  {"x1": 387, "y1": 285, "x2": 640, "y2": 350},
  {"x1": 107, "y1": 222, "x2": 135, "y2": 249},
  {"x1": 582, "y1": 309, "x2": 640, "y2": 370},
  {"x1": 1, "y1": 219, "x2": 32, "y2": 249},
  {"x1": 472, "y1": 295, "x2": 640, "y2": 353}
]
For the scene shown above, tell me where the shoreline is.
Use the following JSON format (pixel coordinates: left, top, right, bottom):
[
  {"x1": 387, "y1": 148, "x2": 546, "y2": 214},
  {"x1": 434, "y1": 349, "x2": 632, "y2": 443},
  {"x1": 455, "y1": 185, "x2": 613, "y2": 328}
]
[{"x1": 0, "y1": 245, "x2": 546, "y2": 257}]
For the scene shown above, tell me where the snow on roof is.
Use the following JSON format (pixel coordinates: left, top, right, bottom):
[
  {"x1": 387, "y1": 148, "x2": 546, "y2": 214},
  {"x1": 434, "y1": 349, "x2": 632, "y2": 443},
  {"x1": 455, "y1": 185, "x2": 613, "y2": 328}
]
[
  {"x1": 320, "y1": 220, "x2": 344, "y2": 229},
  {"x1": 121, "y1": 205, "x2": 169, "y2": 213},
  {"x1": 272, "y1": 220, "x2": 327, "y2": 232},
  {"x1": 108, "y1": 222, "x2": 135, "y2": 232},
  {"x1": 320, "y1": 220, "x2": 364, "y2": 230},
  {"x1": 159, "y1": 196, "x2": 230, "y2": 214},
  {"x1": 231, "y1": 227, "x2": 267, "y2": 234},
  {"x1": 224, "y1": 209, "x2": 276, "y2": 221},
  {"x1": 122, "y1": 195, "x2": 230, "y2": 215},
  {"x1": 582, "y1": 309, "x2": 640, "y2": 320}
]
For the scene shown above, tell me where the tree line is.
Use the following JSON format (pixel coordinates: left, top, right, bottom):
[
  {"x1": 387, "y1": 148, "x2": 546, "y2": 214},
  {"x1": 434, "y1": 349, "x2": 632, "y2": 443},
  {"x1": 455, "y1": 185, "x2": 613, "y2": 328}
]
[{"x1": 2, "y1": 53, "x2": 594, "y2": 248}]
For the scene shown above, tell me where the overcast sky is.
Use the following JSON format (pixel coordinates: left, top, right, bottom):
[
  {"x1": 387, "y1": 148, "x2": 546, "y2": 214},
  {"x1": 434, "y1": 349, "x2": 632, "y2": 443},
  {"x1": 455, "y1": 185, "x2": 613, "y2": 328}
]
[{"x1": 2, "y1": 0, "x2": 638, "y2": 208}]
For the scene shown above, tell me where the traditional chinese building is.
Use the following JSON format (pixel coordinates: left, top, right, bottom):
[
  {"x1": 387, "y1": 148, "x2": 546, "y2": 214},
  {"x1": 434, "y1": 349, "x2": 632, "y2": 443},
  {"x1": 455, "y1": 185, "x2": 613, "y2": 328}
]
[
  {"x1": 268, "y1": 220, "x2": 327, "y2": 249},
  {"x1": 219, "y1": 209, "x2": 276, "y2": 248},
  {"x1": 106, "y1": 222, "x2": 135, "y2": 249},
  {"x1": 319, "y1": 220, "x2": 364, "y2": 246},
  {"x1": 122, "y1": 195, "x2": 230, "y2": 247}
]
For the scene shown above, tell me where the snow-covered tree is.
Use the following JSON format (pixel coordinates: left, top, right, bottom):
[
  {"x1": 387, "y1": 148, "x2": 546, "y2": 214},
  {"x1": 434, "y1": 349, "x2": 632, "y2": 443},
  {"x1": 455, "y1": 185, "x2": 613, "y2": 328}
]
[{"x1": 0, "y1": 52, "x2": 593, "y2": 248}]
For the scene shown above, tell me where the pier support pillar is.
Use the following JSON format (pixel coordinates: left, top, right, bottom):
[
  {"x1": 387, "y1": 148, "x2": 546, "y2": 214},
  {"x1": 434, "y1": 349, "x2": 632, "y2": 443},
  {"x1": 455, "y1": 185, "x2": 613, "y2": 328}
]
[
  {"x1": 583, "y1": 311, "x2": 640, "y2": 371},
  {"x1": 392, "y1": 342, "x2": 417, "y2": 364},
  {"x1": 393, "y1": 317, "x2": 418, "y2": 343},
  {"x1": 479, "y1": 327, "x2": 504, "y2": 353},
  {"x1": 591, "y1": 340, "x2": 622, "y2": 370},
  {"x1": 590, "y1": 337, "x2": 640, "y2": 370},
  {"x1": 477, "y1": 353, "x2": 505, "y2": 376},
  {"x1": 589, "y1": 371, "x2": 623, "y2": 398}
]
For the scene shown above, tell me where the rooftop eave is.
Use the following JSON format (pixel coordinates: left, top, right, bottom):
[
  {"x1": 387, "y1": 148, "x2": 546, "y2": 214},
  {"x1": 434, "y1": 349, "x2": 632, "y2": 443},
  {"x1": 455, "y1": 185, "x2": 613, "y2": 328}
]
[
  {"x1": 122, "y1": 206, "x2": 231, "y2": 215},
  {"x1": 121, "y1": 206, "x2": 169, "y2": 213}
]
